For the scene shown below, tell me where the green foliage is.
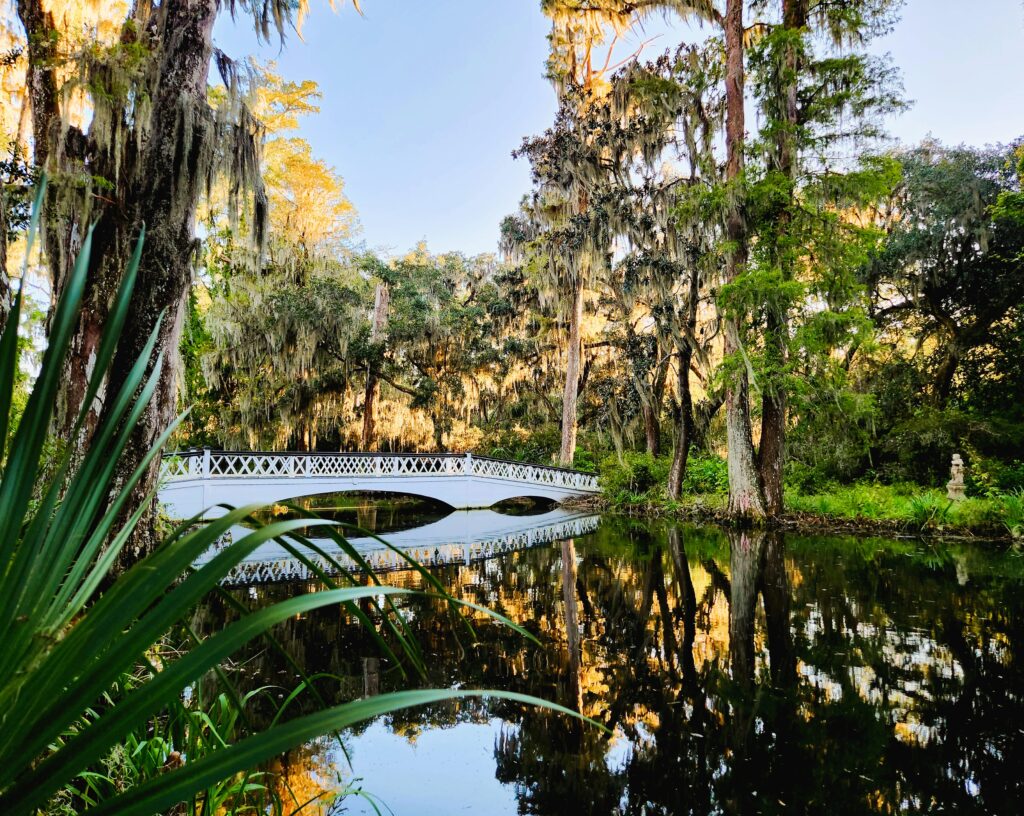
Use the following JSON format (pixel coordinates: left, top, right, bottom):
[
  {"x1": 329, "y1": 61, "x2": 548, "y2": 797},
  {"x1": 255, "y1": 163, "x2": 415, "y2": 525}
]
[
  {"x1": 571, "y1": 446, "x2": 597, "y2": 473},
  {"x1": 785, "y1": 482, "x2": 1008, "y2": 535},
  {"x1": 786, "y1": 483, "x2": 907, "y2": 521},
  {"x1": 0, "y1": 190, "x2": 593, "y2": 815},
  {"x1": 599, "y1": 452, "x2": 670, "y2": 503},
  {"x1": 966, "y1": 457, "x2": 1024, "y2": 498},
  {"x1": 908, "y1": 493, "x2": 953, "y2": 531},
  {"x1": 681, "y1": 455, "x2": 729, "y2": 495},
  {"x1": 175, "y1": 286, "x2": 216, "y2": 447},
  {"x1": 481, "y1": 424, "x2": 561, "y2": 463},
  {"x1": 1001, "y1": 490, "x2": 1024, "y2": 541},
  {"x1": 860, "y1": 141, "x2": 1024, "y2": 483}
]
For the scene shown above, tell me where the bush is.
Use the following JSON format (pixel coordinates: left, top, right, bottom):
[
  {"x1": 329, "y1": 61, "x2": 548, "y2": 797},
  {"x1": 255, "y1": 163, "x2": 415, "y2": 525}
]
[
  {"x1": 599, "y1": 452, "x2": 670, "y2": 502},
  {"x1": 908, "y1": 493, "x2": 952, "y2": 530},
  {"x1": 479, "y1": 425, "x2": 560, "y2": 464},
  {"x1": 682, "y1": 455, "x2": 729, "y2": 495},
  {"x1": 572, "y1": 447, "x2": 597, "y2": 473},
  {"x1": 597, "y1": 452, "x2": 727, "y2": 502},
  {"x1": 967, "y1": 456, "x2": 1024, "y2": 498}
]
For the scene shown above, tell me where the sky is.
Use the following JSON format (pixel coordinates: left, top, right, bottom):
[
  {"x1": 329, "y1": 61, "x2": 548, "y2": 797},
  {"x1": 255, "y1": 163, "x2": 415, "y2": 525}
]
[{"x1": 215, "y1": 0, "x2": 1024, "y2": 258}]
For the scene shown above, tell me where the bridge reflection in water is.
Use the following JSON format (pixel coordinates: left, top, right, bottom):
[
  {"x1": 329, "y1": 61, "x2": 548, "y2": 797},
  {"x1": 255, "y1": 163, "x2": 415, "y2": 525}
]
[{"x1": 199, "y1": 508, "x2": 601, "y2": 586}]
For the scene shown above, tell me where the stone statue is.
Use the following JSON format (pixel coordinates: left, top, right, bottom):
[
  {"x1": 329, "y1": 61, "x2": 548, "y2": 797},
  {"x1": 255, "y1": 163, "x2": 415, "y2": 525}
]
[{"x1": 947, "y1": 453, "x2": 966, "y2": 501}]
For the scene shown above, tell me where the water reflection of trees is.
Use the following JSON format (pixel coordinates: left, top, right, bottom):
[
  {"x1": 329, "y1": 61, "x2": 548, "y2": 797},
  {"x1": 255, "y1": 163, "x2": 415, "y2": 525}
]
[{"x1": 194, "y1": 519, "x2": 1024, "y2": 814}]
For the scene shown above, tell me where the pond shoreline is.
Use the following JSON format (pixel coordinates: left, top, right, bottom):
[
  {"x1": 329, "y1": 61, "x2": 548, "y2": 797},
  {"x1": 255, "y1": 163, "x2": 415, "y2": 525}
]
[{"x1": 561, "y1": 494, "x2": 1017, "y2": 545}]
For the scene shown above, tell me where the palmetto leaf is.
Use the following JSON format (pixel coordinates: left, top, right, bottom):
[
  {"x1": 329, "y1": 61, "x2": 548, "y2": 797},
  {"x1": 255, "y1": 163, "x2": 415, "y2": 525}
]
[
  {"x1": 0, "y1": 181, "x2": 594, "y2": 816},
  {"x1": 89, "y1": 689, "x2": 598, "y2": 816}
]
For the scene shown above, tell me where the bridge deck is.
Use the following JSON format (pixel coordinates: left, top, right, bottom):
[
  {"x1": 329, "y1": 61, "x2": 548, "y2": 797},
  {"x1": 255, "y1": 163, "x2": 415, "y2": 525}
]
[{"x1": 159, "y1": 450, "x2": 600, "y2": 519}]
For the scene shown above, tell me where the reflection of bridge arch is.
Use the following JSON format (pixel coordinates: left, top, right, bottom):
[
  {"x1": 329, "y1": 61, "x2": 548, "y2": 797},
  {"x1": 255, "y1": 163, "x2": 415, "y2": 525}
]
[
  {"x1": 197, "y1": 508, "x2": 601, "y2": 586},
  {"x1": 159, "y1": 451, "x2": 600, "y2": 519}
]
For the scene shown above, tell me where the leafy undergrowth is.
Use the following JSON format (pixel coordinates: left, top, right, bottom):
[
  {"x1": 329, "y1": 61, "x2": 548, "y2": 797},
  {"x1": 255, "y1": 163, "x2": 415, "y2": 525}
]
[
  {"x1": 784, "y1": 484, "x2": 1013, "y2": 537},
  {"x1": 594, "y1": 453, "x2": 1022, "y2": 540}
]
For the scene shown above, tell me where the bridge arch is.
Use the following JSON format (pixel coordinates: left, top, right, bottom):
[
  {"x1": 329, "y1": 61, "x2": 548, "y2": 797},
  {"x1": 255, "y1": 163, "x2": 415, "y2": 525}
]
[{"x1": 159, "y1": 450, "x2": 600, "y2": 520}]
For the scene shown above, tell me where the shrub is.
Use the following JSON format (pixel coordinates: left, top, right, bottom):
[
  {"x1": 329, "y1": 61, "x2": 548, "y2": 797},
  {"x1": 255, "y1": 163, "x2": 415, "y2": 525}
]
[
  {"x1": 909, "y1": 493, "x2": 952, "y2": 530},
  {"x1": 572, "y1": 447, "x2": 597, "y2": 473},
  {"x1": 682, "y1": 455, "x2": 729, "y2": 495},
  {"x1": 967, "y1": 457, "x2": 1024, "y2": 498},
  {"x1": 480, "y1": 424, "x2": 560, "y2": 464},
  {"x1": 599, "y1": 452, "x2": 670, "y2": 502}
]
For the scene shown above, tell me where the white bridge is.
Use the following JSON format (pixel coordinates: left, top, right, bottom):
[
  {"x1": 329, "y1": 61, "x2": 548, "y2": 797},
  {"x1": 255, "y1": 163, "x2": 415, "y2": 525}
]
[
  {"x1": 159, "y1": 450, "x2": 601, "y2": 520},
  {"x1": 198, "y1": 508, "x2": 601, "y2": 585}
]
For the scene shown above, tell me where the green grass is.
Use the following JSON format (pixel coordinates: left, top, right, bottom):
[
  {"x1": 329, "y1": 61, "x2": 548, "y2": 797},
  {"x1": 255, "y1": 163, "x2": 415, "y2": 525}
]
[
  {"x1": 597, "y1": 448, "x2": 1016, "y2": 536},
  {"x1": 784, "y1": 484, "x2": 1006, "y2": 533}
]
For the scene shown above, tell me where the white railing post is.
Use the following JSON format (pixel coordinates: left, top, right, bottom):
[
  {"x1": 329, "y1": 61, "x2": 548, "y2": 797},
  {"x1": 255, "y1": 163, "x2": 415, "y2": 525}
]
[
  {"x1": 465, "y1": 452, "x2": 474, "y2": 476},
  {"x1": 202, "y1": 447, "x2": 212, "y2": 479},
  {"x1": 304, "y1": 456, "x2": 312, "y2": 477}
]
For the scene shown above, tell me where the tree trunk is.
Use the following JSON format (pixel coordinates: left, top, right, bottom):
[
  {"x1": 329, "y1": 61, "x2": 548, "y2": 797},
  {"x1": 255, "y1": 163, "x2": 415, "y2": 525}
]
[
  {"x1": 668, "y1": 265, "x2": 701, "y2": 500},
  {"x1": 16, "y1": 0, "x2": 93, "y2": 433},
  {"x1": 642, "y1": 402, "x2": 660, "y2": 457},
  {"x1": 101, "y1": 0, "x2": 222, "y2": 566},
  {"x1": 723, "y1": 0, "x2": 766, "y2": 521},
  {"x1": 758, "y1": 363, "x2": 786, "y2": 515},
  {"x1": 757, "y1": 0, "x2": 807, "y2": 517},
  {"x1": 643, "y1": 346, "x2": 671, "y2": 457},
  {"x1": 361, "y1": 282, "x2": 390, "y2": 450},
  {"x1": 725, "y1": 324, "x2": 766, "y2": 519},
  {"x1": 0, "y1": 185, "x2": 10, "y2": 334},
  {"x1": 19, "y1": 0, "x2": 264, "y2": 565},
  {"x1": 559, "y1": 279, "x2": 584, "y2": 466},
  {"x1": 560, "y1": 538, "x2": 583, "y2": 713},
  {"x1": 667, "y1": 345, "x2": 694, "y2": 501},
  {"x1": 932, "y1": 338, "x2": 961, "y2": 408}
]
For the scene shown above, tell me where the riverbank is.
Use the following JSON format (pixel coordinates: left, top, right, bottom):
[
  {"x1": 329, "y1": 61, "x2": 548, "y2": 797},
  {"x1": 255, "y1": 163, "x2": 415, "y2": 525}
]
[{"x1": 564, "y1": 481, "x2": 1024, "y2": 544}]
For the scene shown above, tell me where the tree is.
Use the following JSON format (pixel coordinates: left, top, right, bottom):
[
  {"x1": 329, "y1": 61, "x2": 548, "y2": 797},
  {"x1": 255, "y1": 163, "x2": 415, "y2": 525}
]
[
  {"x1": 508, "y1": 1, "x2": 664, "y2": 467},
  {"x1": 369, "y1": 248, "x2": 505, "y2": 451},
  {"x1": 677, "y1": 0, "x2": 902, "y2": 517},
  {"x1": 14, "y1": 0, "x2": 357, "y2": 557},
  {"x1": 198, "y1": 66, "x2": 362, "y2": 450},
  {"x1": 867, "y1": 141, "x2": 1024, "y2": 408},
  {"x1": 739, "y1": 0, "x2": 903, "y2": 513},
  {"x1": 360, "y1": 281, "x2": 390, "y2": 450}
]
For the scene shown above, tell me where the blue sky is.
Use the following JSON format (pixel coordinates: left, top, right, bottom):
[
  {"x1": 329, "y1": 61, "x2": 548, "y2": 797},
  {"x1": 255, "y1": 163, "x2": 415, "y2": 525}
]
[{"x1": 215, "y1": 0, "x2": 1024, "y2": 257}]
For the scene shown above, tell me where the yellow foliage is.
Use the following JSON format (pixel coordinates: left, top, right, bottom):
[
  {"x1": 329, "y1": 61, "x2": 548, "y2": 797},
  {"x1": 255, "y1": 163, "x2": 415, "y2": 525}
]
[
  {"x1": 253, "y1": 62, "x2": 322, "y2": 134},
  {"x1": 203, "y1": 63, "x2": 358, "y2": 258},
  {"x1": 265, "y1": 136, "x2": 357, "y2": 253},
  {"x1": 0, "y1": 0, "x2": 129, "y2": 148}
]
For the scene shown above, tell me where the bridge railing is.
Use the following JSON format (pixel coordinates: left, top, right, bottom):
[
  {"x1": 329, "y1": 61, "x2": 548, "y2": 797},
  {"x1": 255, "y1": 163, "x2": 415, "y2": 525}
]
[
  {"x1": 161, "y1": 450, "x2": 600, "y2": 492},
  {"x1": 205, "y1": 513, "x2": 601, "y2": 585}
]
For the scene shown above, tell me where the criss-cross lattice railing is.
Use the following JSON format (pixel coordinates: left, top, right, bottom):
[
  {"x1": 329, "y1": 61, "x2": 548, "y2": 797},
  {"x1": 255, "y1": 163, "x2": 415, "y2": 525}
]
[
  {"x1": 161, "y1": 450, "x2": 600, "y2": 492},
  {"x1": 211, "y1": 513, "x2": 601, "y2": 585}
]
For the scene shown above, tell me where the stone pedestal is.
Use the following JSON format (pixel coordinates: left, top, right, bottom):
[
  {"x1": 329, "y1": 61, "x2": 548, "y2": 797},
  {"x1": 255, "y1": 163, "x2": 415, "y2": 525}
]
[{"x1": 947, "y1": 453, "x2": 966, "y2": 501}]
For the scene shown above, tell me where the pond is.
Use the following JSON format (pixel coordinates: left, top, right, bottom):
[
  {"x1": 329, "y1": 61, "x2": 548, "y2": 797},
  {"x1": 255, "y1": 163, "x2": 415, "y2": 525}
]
[{"x1": 194, "y1": 497, "x2": 1024, "y2": 815}]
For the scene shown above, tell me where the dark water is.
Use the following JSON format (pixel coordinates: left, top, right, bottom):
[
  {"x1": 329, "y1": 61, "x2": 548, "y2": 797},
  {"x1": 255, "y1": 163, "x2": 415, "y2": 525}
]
[
  {"x1": 194, "y1": 505, "x2": 1024, "y2": 815},
  {"x1": 254, "y1": 493, "x2": 453, "y2": 535}
]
